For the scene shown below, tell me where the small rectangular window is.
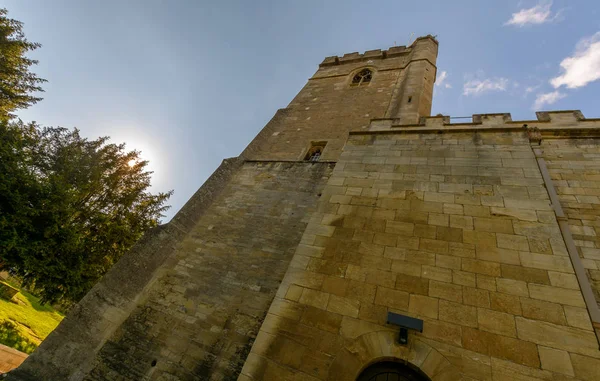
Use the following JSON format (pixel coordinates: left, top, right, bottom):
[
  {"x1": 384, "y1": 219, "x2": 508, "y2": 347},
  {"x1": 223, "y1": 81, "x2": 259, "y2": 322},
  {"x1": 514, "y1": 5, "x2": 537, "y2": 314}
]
[{"x1": 304, "y1": 141, "x2": 327, "y2": 162}]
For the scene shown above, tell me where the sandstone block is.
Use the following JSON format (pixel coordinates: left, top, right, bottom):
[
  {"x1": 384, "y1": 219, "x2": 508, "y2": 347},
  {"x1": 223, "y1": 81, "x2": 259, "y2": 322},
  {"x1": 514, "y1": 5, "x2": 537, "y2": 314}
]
[
  {"x1": 285, "y1": 285, "x2": 304, "y2": 302},
  {"x1": 385, "y1": 220, "x2": 415, "y2": 235},
  {"x1": 500, "y1": 264, "x2": 550, "y2": 284},
  {"x1": 414, "y1": 223, "x2": 437, "y2": 239},
  {"x1": 443, "y1": 203, "x2": 464, "y2": 215},
  {"x1": 374, "y1": 286, "x2": 409, "y2": 311},
  {"x1": 563, "y1": 306, "x2": 594, "y2": 331},
  {"x1": 528, "y1": 284, "x2": 585, "y2": 307},
  {"x1": 490, "y1": 292, "x2": 521, "y2": 315},
  {"x1": 476, "y1": 274, "x2": 496, "y2": 291},
  {"x1": 326, "y1": 295, "x2": 360, "y2": 318},
  {"x1": 436, "y1": 226, "x2": 463, "y2": 242},
  {"x1": 539, "y1": 346, "x2": 574, "y2": 376},
  {"x1": 519, "y1": 252, "x2": 574, "y2": 273},
  {"x1": 516, "y1": 317, "x2": 599, "y2": 358},
  {"x1": 347, "y1": 280, "x2": 376, "y2": 304},
  {"x1": 449, "y1": 215, "x2": 474, "y2": 230},
  {"x1": 462, "y1": 327, "x2": 540, "y2": 367},
  {"x1": 408, "y1": 294, "x2": 439, "y2": 319},
  {"x1": 548, "y1": 271, "x2": 579, "y2": 290},
  {"x1": 520, "y1": 297, "x2": 566, "y2": 325},
  {"x1": 395, "y1": 274, "x2": 429, "y2": 295},
  {"x1": 358, "y1": 303, "x2": 387, "y2": 325},
  {"x1": 474, "y1": 217, "x2": 514, "y2": 234},
  {"x1": 419, "y1": 238, "x2": 449, "y2": 254},
  {"x1": 299, "y1": 288, "x2": 330, "y2": 310},
  {"x1": 496, "y1": 233, "x2": 529, "y2": 251},
  {"x1": 421, "y1": 265, "x2": 452, "y2": 283},
  {"x1": 463, "y1": 287, "x2": 490, "y2": 308},
  {"x1": 462, "y1": 258, "x2": 501, "y2": 277},
  {"x1": 428, "y1": 213, "x2": 449, "y2": 227},
  {"x1": 301, "y1": 306, "x2": 343, "y2": 333},
  {"x1": 439, "y1": 300, "x2": 477, "y2": 327},
  {"x1": 435, "y1": 254, "x2": 461, "y2": 270},
  {"x1": 452, "y1": 270, "x2": 476, "y2": 287},
  {"x1": 429, "y1": 280, "x2": 462, "y2": 303},
  {"x1": 391, "y1": 260, "x2": 422, "y2": 277},
  {"x1": 570, "y1": 353, "x2": 600, "y2": 381},
  {"x1": 477, "y1": 308, "x2": 516, "y2": 337},
  {"x1": 496, "y1": 278, "x2": 529, "y2": 297},
  {"x1": 422, "y1": 319, "x2": 462, "y2": 347}
]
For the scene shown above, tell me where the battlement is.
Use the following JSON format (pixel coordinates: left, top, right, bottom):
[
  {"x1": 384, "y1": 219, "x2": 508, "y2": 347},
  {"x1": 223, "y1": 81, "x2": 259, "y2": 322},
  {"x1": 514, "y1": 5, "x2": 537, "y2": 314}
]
[
  {"x1": 365, "y1": 110, "x2": 600, "y2": 134},
  {"x1": 319, "y1": 35, "x2": 438, "y2": 67}
]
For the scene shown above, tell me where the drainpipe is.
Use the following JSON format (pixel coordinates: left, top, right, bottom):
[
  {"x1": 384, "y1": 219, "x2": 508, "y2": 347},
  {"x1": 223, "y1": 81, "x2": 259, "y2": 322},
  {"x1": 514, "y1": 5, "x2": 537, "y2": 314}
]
[{"x1": 532, "y1": 147, "x2": 600, "y2": 344}]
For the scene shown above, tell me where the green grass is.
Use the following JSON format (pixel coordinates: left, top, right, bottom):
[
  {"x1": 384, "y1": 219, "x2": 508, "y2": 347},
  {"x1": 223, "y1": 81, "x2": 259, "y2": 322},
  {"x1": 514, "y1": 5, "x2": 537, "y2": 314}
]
[{"x1": 0, "y1": 285, "x2": 64, "y2": 353}]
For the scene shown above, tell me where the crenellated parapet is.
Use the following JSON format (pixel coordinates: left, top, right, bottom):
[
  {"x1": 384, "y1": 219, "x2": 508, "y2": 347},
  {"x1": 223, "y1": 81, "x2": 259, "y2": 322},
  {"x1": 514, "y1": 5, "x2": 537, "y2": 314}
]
[
  {"x1": 319, "y1": 35, "x2": 438, "y2": 67},
  {"x1": 363, "y1": 110, "x2": 600, "y2": 134}
]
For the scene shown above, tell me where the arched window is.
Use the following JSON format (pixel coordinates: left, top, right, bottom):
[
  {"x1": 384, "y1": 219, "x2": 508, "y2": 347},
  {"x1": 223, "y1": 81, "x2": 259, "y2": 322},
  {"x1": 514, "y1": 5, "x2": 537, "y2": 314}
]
[
  {"x1": 352, "y1": 68, "x2": 373, "y2": 86},
  {"x1": 357, "y1": 361, "x2": 431, "y2": 381}
]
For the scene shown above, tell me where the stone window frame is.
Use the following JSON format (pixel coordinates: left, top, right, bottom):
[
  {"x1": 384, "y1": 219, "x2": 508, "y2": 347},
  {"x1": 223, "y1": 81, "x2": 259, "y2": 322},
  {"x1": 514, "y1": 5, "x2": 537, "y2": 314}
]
[
  {"x1": 350, "y1": 67, "x2": 374, "y2": 87},
  {"x1": 303, "y1": 141, "x2": 328, "y2": 162}
]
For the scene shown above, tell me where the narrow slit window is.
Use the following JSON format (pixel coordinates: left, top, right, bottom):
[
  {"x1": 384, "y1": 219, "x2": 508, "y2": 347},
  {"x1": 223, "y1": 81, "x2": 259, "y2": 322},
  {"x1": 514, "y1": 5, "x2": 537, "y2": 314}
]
[
  {"x1": 408, "y1": 96, "x2": 412, "y2": 103},
  {"x1": 351, "y1": 68, "x2": 373, "y2": 86}
]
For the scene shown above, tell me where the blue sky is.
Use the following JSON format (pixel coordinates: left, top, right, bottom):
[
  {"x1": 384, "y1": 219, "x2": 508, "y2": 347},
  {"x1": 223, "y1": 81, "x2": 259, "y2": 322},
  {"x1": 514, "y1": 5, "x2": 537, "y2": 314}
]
[{"x1": 5, "y1": 0, "x2": 600, "y2": 220}]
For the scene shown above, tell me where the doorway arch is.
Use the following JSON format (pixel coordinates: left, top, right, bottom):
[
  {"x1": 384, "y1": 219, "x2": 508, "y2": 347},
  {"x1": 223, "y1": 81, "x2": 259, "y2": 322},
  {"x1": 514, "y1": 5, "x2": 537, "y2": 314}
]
[{"x1": 357, "y1": 361, "x2": 431, "y2": 381}]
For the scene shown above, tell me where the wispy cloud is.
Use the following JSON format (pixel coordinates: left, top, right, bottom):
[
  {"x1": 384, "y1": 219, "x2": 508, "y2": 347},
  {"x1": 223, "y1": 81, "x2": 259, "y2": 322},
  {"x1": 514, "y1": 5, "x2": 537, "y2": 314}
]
[
  {"x1": 550, "y1": 32, "x2": 600, "y2": 89},
  {"x1": 463, "y1": 77, "x2": 509, "y2": 96},
  {"x1": 436, "y1": 71, "x2": 452, "y2": 88},
  {"x1": 533, "y1": 90, "x2": 566, "y2": 109},
  {"x1": 525, "y1": 86, "x2": 539, "y2": 93},
  {"x1": 505, "y1": 1, "x2": 562, "y2": 27}
]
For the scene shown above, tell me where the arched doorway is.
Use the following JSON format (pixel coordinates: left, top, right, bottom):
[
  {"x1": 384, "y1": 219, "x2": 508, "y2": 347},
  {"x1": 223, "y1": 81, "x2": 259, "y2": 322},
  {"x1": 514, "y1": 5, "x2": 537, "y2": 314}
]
[{"x1": 357, "y1": 361, "x2": 431, "y2": 381}]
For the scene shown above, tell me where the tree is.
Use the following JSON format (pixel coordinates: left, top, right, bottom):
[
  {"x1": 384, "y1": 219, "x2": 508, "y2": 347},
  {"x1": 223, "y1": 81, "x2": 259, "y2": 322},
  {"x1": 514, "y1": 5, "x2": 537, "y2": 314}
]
[
  {"x1": 0, "y1": 121, "x2": 172, "y2": 303},
  {"x1": 0, "y1": 8, "x2": 46, "y2": 120}
]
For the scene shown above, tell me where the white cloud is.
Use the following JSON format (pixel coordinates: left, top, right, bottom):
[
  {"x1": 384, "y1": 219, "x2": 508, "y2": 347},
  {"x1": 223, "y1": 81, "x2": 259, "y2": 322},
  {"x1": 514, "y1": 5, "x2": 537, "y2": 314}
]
[
  {"x1": 550, "y1": 32, "x2": 600, "y2": 89},
  {"x1": 436, "y1": 71, "x2": 452, "y2": 88},
  {"x1": 505, "y1": 1, "x2": 561, "y2": 27},
  {"x1": 463, "y1": 77, "x2": 509, "y2": 96},
  {"x1": 533, "y1": 90, "x2": 566, "y2": 109},
  {"x1": 525, "y1": 86, "x2": 538, "y2": 93}
]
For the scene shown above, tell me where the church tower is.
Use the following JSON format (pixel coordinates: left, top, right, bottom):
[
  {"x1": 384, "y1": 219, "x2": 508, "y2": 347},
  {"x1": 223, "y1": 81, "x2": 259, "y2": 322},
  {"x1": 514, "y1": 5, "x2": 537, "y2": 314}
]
[{"x1": 10, "y1": 35, "x2": 600, "y2": 381}]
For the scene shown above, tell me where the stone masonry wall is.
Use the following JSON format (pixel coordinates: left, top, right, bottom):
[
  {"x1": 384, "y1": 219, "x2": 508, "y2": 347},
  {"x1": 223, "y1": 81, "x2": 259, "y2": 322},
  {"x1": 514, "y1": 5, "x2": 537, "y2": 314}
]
[
  {"x1": 242, "y1": 130, "x2": 600, "y2": 380},
  {"x1": 81, "y1": 161, "x2": 332, "y2": 381},
  {"x1": 241, "y1": 37, "x2": 438, "y2": 162},
  {"x1": 541, "y1": 139, "x2": 600, "y2": 308}
]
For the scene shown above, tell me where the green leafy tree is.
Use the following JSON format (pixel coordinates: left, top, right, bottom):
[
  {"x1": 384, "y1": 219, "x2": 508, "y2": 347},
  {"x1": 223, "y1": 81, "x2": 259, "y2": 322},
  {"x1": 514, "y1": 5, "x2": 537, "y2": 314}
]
[
  {"x1": 0, "y1": 121, "x2": 172, "y2": 303},
  {"x1": 0, "y1": 8, "x2": 46, "y2": 120}
]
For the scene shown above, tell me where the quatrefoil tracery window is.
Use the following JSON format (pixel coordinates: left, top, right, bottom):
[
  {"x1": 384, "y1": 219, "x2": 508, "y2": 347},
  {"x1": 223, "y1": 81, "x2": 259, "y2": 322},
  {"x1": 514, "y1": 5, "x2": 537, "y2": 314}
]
[{"x1": 352, "y1": 68, "x2": 373, "y2": 86}]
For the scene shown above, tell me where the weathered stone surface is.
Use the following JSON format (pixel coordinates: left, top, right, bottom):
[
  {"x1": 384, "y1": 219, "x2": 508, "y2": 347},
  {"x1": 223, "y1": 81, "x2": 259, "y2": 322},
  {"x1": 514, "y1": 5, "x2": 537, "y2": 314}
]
[
  {"x1": 14, "y1": 37, "x2": 600, "y2": 381},
  {"x1": 539, "y1": 346, "x2": 574, "y2": 376}
]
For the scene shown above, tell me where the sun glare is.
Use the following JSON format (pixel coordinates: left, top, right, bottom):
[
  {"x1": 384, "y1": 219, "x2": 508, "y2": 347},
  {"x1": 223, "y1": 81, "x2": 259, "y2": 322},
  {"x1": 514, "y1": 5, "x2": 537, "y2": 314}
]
[{"x1": 127, "y1": 159, "x2": 136, "y2": 167}]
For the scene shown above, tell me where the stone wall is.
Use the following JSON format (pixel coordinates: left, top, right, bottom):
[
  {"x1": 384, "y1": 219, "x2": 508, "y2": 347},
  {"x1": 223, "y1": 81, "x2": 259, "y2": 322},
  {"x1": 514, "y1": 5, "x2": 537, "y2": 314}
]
[
  {"x1": 81, "y1": 161, "x2": 331, "y2": 380},
  {"x1": 241, "y1": 37, "x2": 438, "y2": 162},
  {"x1": 541, "y1": 138, "x2": 600, "y2": 307},
  {"x1": 242, "y1": 128, "x2": 600, "y2": 380},
  {"x1": 6, "y1": 157, "x2": 246, "y2": 381}
]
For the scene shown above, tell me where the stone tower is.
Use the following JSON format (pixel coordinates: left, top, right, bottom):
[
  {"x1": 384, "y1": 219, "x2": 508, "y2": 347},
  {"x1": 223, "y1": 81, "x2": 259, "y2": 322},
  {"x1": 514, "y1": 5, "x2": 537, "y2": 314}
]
[{"x1": 9, "y1": 36, "x2": 600, "y2": 381}]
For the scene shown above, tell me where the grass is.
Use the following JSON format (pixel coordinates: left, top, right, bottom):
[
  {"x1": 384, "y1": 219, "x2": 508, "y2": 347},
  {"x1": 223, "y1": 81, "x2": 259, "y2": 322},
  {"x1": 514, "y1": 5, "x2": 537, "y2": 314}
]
[{"x1": 0, "y1": 283, "x2": 64, "y2": 354}]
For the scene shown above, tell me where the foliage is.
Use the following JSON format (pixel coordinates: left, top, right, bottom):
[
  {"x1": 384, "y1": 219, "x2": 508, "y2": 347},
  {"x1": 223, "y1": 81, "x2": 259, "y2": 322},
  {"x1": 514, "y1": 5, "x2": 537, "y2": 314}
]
[
  {"x1": 0, "y1": 121, "x2": 172, "y2": 303},
  {"x1": 0, "y1": 283, "x2": 64, "y2": 353},
  {"x1": 0, "y1": 320, "x2": 38, "y2": 354},
  {"x1": 0, "y1": 8, "x2": 46, "y2": 120}
]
